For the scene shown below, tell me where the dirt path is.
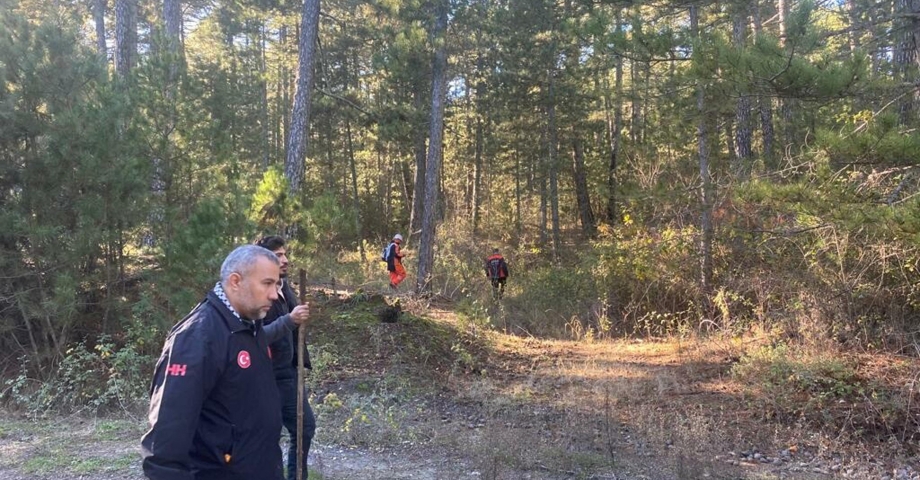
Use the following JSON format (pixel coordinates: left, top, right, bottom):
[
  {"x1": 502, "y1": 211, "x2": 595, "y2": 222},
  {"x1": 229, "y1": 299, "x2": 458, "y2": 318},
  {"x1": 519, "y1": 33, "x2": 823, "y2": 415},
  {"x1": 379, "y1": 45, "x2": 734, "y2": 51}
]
[{"x1": 2, "y1": 298, "x2": 915, "y2": 479}]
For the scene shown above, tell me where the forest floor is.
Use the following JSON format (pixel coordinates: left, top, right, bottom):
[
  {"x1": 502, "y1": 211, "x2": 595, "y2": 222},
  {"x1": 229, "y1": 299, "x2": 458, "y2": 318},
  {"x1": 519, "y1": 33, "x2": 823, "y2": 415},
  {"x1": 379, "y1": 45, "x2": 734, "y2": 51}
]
[{"x1": 1, "y1": 291, "x2": 919, "y2": 479}]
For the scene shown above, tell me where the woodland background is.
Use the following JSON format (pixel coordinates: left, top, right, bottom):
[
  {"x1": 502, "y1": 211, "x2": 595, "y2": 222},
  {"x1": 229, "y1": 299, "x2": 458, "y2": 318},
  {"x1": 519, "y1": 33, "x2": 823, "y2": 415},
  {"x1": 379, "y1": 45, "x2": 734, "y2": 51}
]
[{"x1": 2, "y1": 0, "x2": 920, "y2": 444}]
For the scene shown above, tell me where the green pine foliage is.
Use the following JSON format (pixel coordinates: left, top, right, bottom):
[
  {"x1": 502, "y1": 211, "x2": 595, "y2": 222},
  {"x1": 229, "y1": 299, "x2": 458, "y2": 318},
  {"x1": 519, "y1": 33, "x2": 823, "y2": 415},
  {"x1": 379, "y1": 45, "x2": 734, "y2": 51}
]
[
  {"x1": 5, "y1": 0, "x2": 920, "y2": 428},
  {"x1": 0, "y1": 5, "x2": 148, "y2": 364}
]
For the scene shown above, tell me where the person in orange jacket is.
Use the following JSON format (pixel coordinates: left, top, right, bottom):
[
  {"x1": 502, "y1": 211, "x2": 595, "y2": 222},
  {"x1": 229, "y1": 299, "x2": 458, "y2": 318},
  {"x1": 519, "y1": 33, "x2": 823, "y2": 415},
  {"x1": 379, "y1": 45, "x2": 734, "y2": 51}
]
[
  {"x1": 385, "y1": 234, "x2": 407, "y2": 290},
  {"x1": 485, "y1": 248, "x2": 509, "y2": 299}
]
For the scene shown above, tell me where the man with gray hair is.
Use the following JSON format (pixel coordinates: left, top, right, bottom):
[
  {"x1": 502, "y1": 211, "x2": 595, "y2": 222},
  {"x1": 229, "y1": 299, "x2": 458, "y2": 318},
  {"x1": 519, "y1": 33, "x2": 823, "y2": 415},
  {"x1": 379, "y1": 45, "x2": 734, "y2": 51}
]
[{"x1": 141, "y1": 245, "x2": 310, "y2": 480}]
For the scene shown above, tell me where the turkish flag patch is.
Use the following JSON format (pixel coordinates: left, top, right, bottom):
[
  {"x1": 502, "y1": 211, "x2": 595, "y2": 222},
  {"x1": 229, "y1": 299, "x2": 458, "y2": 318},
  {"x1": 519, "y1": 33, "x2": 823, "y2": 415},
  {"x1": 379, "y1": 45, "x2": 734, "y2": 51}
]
[{"x1": 237, "y1": 350, "x2": 251, "y2": 369}]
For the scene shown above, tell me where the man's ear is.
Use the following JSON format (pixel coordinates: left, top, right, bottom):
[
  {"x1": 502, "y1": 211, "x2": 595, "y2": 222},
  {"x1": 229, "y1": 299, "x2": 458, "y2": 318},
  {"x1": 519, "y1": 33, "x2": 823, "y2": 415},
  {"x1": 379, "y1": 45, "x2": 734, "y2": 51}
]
[{"x1": 227, "y1": 272, "x2": 243, "y2": 290}]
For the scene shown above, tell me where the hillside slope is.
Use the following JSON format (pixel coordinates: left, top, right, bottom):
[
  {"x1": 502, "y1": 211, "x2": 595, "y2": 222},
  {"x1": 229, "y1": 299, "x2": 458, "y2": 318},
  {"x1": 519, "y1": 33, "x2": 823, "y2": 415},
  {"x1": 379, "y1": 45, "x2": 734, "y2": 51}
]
[
  {"x1": 2, "y1": 290, "x2": 918, "y2": 479},
  {"x1": 301, "y1": 291, "x2": 919, "y2": 479}
]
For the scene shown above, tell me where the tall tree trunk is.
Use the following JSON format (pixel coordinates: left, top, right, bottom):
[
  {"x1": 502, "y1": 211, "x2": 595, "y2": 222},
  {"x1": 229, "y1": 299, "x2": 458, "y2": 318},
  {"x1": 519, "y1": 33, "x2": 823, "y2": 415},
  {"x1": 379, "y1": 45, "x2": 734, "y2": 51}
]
[
  {"x1": 515, "y1": 154, "x2": 522, "y2": 238},
  {"x1": 911, "y1": 0, "x2": 920, "y2": 105},
  {"x1": 93, "y1": 0, "x2": 107, "y2": 59},
  {"x1": 870, "y1": 5, "x2": 882, "y2": 78},
  {"x1": 280, "y1": 25, "x2": 290, "y2": 163},
  {"x1": 692, "y1": 4, "x2": 713, "y2": 296},
  {"x1": 260, "y1": 23, "x2": 270, "y2": 167},
  {"x1": 148, "y1": 0, "x2": 182, "y2": 250},
  {"x1": 416, "y1": 0, "x2": 449, "y2": 294},
  {"x1": 572, "y1": 135, "x2": 596, "y2": 237},
  {"x1": 164, "y1": 0, "x2": 181, "y2": 54},
  {"x1": 471, "y1": 47, "x2": 485, "y2": 235},
  {"x1": 547, "y1": 68, "x2": 561, "y2": 259},
  {"x1": 605, "y1": 10, "x2": 623, "y2": 224},
  {"x1": 846, "y1": 0, "x2": 861, "y2": 53},
  {"x1": 778, "y1": 0, "x2": 796, "y2": 151},
  {"x1": 539, "y1": 174, "x2": 548, "y2": 246},
  {"x1": 410, "y1": 88, "x2": 428, "y2": 239},
  {"x1": 733, "y1": 5, "x2": 752, "y2": 176},
  {"x1": 114, "y1": 0, "x2": 136, "y2": 81},
  {"x1": 778, "y1": 0, "x2": 788, "y2": 46},
  {"x1": 896, "y1": 0, "x2": 920, "y2": 126},
  {"x1": 630, "y1": 56, "x2": 641, "y2": 143},
  {"x1": 378, "y1": 144, "x2": 391, "y2": 224},
  {"x1": 285, "y1": 0, "x2": 321, "y2": 194},
  {"x1": 345, "y1": 120, "x2": 365, "y2": 261},
  {"x1": 472, "y1": 113, "x2": 483, "y2": 233},
  {"x1": 752, "y1": 2, "x2": 775, "y2": 165},
  {"x1": 341, "y1": 37, "x2": 365, "y2": 261}
]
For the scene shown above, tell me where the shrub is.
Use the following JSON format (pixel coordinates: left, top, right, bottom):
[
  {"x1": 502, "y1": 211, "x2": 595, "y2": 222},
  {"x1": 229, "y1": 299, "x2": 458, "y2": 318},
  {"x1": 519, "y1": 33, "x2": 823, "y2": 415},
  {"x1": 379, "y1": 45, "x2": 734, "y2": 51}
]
[
  {"x1": 2, "y1": 337, "x2": 154, "y2": 417},
  {"x1": 730, "y1": 343, "x2": 920, "y2": 444}
]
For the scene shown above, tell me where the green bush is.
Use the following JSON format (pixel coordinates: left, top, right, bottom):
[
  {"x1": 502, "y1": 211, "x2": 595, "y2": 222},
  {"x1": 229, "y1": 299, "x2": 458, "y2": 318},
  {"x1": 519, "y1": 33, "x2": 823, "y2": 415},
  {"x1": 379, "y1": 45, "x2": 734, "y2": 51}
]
[
  {"x1": 3, "y1": 337, "x2": 154, "y2": 417},
  {"x1": 731, "y1": 343, "x2": 860, "y2": 417},
  {"x1": 728, "y1": 343, "x2": 917, "y2": 442}
]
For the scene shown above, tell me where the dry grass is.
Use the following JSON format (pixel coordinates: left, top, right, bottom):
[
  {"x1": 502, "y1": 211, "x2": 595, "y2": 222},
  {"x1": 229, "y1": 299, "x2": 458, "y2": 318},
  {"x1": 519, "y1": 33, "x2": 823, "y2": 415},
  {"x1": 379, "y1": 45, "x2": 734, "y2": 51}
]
[{"x1": 297, "y1": 290, "x2": 920, "y2": 478}]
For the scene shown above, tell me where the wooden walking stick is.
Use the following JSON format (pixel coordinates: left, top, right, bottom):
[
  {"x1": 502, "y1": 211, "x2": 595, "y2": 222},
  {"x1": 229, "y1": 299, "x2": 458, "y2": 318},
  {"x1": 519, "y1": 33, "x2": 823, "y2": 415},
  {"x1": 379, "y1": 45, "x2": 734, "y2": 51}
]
[{"x1": 296, "y1": 268, "x2": 307, "y2": 480}]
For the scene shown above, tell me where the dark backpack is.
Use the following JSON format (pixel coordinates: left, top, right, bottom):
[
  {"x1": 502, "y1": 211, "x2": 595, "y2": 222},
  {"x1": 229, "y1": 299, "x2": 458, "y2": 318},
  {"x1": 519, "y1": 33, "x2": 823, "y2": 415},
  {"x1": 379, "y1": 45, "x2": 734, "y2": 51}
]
[{"x1": 487, "y1": 257, "x2": 507, "y2": 278}]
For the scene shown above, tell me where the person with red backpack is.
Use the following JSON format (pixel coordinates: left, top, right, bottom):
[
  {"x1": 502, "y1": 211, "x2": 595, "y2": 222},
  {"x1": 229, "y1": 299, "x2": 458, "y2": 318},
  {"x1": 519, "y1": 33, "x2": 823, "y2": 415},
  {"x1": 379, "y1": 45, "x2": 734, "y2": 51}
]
[
  {"x1": 485, "y1": 248, "x2": 509, "y2": 299},
  {"x1": 385, "y1": 234, "x2": 407, "y2": 290}
]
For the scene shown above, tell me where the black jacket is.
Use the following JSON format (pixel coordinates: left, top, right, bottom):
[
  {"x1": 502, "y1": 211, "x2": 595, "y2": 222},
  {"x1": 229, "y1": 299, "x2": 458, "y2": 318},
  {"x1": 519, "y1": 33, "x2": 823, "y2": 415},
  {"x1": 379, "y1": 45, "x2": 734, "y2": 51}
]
[
  {"x1": 263, "y1": 279, "x2": 311, "y2": 381},
  {"x1": 141, "y1": 291, "x2": 283, "y2": 480}
]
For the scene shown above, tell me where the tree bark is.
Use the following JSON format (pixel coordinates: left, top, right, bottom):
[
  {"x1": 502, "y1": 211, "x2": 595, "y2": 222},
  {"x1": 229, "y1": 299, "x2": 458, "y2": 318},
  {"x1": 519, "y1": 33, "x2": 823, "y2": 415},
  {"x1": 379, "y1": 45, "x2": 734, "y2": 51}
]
[
  {"x1": 630, "y1": 56, "x2": 641, "y2": 143},
  {"x1": 285, "y1": 0, "x2": 321, "y2": 194},
  {"x1": 572, "y1": 135, "x2": 596, "y2": 237},
  {"x1": 547, "y1": 67, "x2": 561, "y2": 259},
  {"x1": 280, "y1": 25, "x2": 290, "y2": 163},
  {"x1": 778, "y1": 0, "x2": 796, "y2": 150},
  {"x1": 896, "y1": 0, "x2": 920, "y2": 125},
  {"x1": 605, "y1": 9, "x2": 623, "y2": 224},
  {"x1": 692, "y1": 4, "x2": 713, "y2": 296},
  {"x1": 416, "y1": 0, "x2": 449, "y2": 294},
  {"x1": 515, "y1": 154, "x2": 522, "y2": 238},
  {"x1": 778, "y1": 0, "x2": 788, "y2": 46},
  {"x1": 93, "y1": 0, "x2": 107, "y2": 59},
  {"x1": 114, "y1": 0, "x2": 136, "y2": 81},
  {"x1": 346, "y1": 120, "x2": 365, "y2": 261},
  {"x1": 472, "y1": 114, "x2": 483, "y2": 234},
  {"x1": 733, "y1": 5, "x2": 752, "y2": 176},
  {"x1": 260, "y1": 22, "x2": 270, "y2": 167},
  {"x1": 164, "y1": 0, "x2": 181, "y2": 52},
  {"x1": 846, "y1": 0, "x2": 861, "y2": 53},
  {"x1": 539, "y1": 174, "x2": 548, "y2": 246},
  {"x1": 752, "y1": 2, "x2": 775, "y2": 165},
  {"x1": 471, "y1": 49, "x2": 485, "y2": 234},
  {"x1": 410, "y1": 88, "x2": 428, "y2": 238}
]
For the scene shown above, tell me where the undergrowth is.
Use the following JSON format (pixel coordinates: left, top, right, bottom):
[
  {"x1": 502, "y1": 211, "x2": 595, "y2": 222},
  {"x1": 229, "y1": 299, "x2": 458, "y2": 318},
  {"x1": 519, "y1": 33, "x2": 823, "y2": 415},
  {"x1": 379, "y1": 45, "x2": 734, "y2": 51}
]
[
  {"x1": 731, "y1": 342, "x2": 920, "y2": 450},
  {"x1": 2, "y1": 336, "x2": 152, "y2": 417}
]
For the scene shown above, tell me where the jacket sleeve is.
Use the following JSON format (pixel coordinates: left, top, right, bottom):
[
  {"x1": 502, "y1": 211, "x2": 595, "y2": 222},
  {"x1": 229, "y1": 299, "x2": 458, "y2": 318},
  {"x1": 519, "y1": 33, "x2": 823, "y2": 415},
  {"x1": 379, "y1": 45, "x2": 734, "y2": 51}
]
[
  {"x1": 283, "y1": 281, "x2": 312, "y2": 370},
  {"x1": 141, "y1": 319, "x2": 221, "y2": 480},
  {"x1": 503, "y1": 259, "x2": 509, "y2": 277},
  {"x1": 263, "y1": 314, "x2": 295, "y2": 344}
]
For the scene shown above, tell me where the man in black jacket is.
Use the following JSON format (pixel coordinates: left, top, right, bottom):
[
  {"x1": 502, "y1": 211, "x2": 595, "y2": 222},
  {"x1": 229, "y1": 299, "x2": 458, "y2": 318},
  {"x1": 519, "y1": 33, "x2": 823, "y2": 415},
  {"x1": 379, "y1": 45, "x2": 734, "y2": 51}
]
[
  {"x1": 256, "y1": 235, "x2": 315, "y2": 480},
  {"x1": 141, "y1": 245, "x2": 309, "y2": 480}
]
